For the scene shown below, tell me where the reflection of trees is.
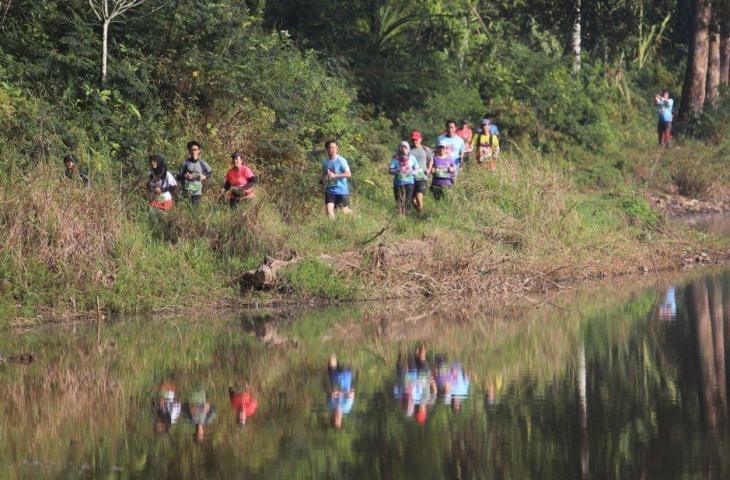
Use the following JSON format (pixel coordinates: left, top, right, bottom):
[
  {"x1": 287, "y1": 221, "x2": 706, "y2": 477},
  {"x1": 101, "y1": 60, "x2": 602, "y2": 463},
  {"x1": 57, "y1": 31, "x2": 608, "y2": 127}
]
[{"x1": 685, "y1": 278, "x2": 728, "y2": 430}]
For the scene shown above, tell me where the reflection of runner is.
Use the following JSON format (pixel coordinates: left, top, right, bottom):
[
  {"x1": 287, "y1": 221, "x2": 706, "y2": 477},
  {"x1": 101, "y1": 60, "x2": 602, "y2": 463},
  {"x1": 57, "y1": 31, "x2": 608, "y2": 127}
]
[
  {"x1": 185, "y1": 389, "x2": 216, "y2": 442},
  {"x1": 153, "y1": 382, "x2": 182, "y2": 434},
  {"x1": 229, "y1": 386, "x2": 258, "y2": 425},
  {"x1": 659, "y1": 287, "x2": 677, "y2": 321},
  {"x1": 394, "y1": 346, "x2": 437, "y2": 423},
  {"x1": 436, "y1": 359, "x2": 470, "y2": 411},
  {"x1": 328, "y1": 355, "x2": 355, "y2": 429}
]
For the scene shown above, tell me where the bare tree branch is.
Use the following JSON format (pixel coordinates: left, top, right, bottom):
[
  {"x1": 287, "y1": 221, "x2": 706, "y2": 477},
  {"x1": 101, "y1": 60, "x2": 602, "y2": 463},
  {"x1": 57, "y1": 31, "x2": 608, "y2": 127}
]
[
  {"x1": 1, "y1": 0, "x2": 13, "y2": 25},
  {"x1": 87, "y1": 0, "x2": 156, "y2": 85}
]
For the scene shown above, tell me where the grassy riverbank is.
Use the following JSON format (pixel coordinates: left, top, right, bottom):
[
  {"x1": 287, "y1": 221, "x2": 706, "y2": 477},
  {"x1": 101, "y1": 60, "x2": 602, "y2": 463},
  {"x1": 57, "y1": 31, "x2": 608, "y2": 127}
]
[{"x1": 2, "y1": 128, "x2": 727, "y2": 326}]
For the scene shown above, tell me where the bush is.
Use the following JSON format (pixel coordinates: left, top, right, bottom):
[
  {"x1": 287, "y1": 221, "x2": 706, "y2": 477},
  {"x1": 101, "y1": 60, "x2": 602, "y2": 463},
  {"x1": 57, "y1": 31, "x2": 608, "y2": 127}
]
[{"x1": 672, "y1": 157, "x2": 715, "y2": 199}]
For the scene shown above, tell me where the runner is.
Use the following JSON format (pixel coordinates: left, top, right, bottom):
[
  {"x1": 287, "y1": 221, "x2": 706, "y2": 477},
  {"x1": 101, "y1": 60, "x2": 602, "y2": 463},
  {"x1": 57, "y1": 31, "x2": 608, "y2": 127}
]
[
  {"x1": 147, "y1": 154, "x2": 177, "y2": 212},
  {"x1": 430, "y1": 141, "x2": 456, "y2": 201},
  {"x1": 655, "y1": 90, "x2": 674, "y2": 148},
  {"x1": 322, "y1": 140, "x2": 353, "y2": 220},
  {"x1": 436, "y1": 120, "x2": 465, "y2": 172},
  {"x1": 481, "y1": 116, "x2": 500, "y2": 135},
  {"x1": 472, "y1": 119, "x2": 500, "y2": 169},
  {"x1": 456, "y1": 119, "x2": 473, "y2": 164},
  {"x1": 177, "y1": 140, "x2": 212, "y2": 206},
  {"x1": 409, "y1": 130, "x2": 433, "y2": 212},
  {"x1": 221, "y1": 152, "x2": 257, "y2": 208},
  {"x1": 389, "y1": 141, "x2": 419, "y2": 215},
  {"x1": 63, "y1": 154, "x2": 89, "y2": 185}
]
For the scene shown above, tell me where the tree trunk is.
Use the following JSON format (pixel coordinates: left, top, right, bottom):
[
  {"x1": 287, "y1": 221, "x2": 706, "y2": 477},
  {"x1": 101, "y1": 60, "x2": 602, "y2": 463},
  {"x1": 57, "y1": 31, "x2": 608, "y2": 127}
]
[
  {"x1": 721, "y1": 10, "x2": 730, "y2": 87},
  {"x1": 707, "y1": 25, "x2": 721, "y2": 106},
  {"x1": 572, "y1": 0, "x2": 581, "y2": 73},
  {"x1": 102, "y1": 20, "x2": 109, "y2": 86},
  {"x1": 705, "y1": 16, "x2": 720, "y2": 107},
  {"x1": 679, "y1": 0, "x2": 712, "y2": 122}
]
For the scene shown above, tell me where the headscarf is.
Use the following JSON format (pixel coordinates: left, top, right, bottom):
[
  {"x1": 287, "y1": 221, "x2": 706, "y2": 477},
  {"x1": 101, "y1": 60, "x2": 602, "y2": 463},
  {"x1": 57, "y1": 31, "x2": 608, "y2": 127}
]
[
  {"x1": 149, "y1": 154, "x2": 167, "y2": 179},
  {"x1": 396, "y1": 141, "x2": 411, "y2": 173}
]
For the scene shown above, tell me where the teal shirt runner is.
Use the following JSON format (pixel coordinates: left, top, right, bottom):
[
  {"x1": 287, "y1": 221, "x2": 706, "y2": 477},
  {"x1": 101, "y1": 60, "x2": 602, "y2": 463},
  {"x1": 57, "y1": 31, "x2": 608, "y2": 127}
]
[
  {"x1": 390, "y1": 155, "x2": 419, "y2": 186},
  {"x1": 322, "y1": 156, "x2": 351, "y2": 195}
]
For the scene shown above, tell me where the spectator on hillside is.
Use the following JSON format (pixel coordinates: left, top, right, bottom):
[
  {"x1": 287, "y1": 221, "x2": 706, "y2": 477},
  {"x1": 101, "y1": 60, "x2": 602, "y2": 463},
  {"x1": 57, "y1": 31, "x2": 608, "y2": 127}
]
[{"x1": 655, "y1": 90, "x2": 674, "y2": 148}]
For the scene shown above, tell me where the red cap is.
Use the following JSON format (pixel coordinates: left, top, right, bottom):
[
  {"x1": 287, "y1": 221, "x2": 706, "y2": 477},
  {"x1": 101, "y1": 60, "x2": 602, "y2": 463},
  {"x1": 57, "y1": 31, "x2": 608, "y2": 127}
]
[{"x1": 410, "y1": 130, "x2": 422, "y2": 141}]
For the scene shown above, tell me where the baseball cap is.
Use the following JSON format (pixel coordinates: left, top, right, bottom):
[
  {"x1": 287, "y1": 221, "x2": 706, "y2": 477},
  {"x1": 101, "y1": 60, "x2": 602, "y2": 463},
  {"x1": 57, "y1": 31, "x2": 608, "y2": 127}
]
[
  {"x1": 436, "y1": 140, "x2": 448, "y2": 148},
  {"x1": 410, "y1": 130, "x2": 422, "y2": 141},
  {"x1": 231, "y1": 151, "x2": 242, "y2": 158}
]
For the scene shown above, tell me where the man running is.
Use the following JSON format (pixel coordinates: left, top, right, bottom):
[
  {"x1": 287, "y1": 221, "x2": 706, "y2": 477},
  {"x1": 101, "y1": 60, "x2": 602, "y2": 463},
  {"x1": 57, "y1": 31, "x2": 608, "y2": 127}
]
[
  {"x1": 177, "y1": 140, "x2": 212, "y2": 205},
  {"x1": 437, "y1": 120, "x2": 465, "y2": 172},
  {"x1": 322, "y1": 140, "x2": 352, "y2": 219},
  {"x1": 456, "y1": 119, "x2": 473, "y2": 164},
  {"x1": 655, "y1": 90, "x2": 673, "y2": 148},
  {"x1": 409, "y1": 130, "x2": 433, "y2": 212}
]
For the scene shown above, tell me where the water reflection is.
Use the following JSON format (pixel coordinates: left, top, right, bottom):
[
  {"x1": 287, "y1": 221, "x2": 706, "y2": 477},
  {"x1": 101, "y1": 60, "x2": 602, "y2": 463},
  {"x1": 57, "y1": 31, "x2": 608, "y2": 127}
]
[
  {"x1": 9, "y1": 272, "x2": 730, "y2": 478},
  {"x1": 184, "y1": 388, "x2": 216, "y2": 442},
  {"x1": 394, "y1": 345, "x2": 437, "y2": 423},
  {"x1": 229, "y1": 385, "x2": 257, "y2": 426},
  {"x1": 435, "y1": 355, "x2": 470, "y2": 411},
  {"x1": 659, "y1": 287, "x2": 677, "y2": 321},
  {"x1": 327, "y1": 355, "x2": 355, "y2": 429},
  {"x1": 153, "y1": 382, "x2": 182, "y2": 434}
]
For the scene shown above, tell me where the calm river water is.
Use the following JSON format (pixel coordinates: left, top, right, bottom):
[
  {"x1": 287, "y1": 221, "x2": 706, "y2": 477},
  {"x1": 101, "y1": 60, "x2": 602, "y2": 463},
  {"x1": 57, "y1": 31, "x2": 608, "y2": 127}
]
[{"x1": 3, "y1": 269, "x2": 730, "y2": 479}]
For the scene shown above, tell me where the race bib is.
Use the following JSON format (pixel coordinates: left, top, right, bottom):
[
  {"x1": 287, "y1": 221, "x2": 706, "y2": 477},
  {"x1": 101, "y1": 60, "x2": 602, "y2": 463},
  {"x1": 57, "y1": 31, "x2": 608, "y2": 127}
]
[
  {"x1": 435, "y1": 168, "x2": 450, "y2": 179},
  {"x1": 185, "y1": 180, "x2": 202, "y2": 192}
]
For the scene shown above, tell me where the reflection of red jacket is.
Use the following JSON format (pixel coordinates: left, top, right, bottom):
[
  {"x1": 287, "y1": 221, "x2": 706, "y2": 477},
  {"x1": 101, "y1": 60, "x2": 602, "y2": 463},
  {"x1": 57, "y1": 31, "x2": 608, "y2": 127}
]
[{"x1": 229, "y1": 391, "x2": 258, "y2": 417}]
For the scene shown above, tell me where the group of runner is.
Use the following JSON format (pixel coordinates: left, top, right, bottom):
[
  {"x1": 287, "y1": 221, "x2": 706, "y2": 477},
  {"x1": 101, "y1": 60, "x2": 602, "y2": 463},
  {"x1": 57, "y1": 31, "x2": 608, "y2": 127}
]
[
  {"x1": 62, "y1": 141, "x2": 259, "y2": 211},
  {"x1": 62, "y1": 115, "x2": 501, "y2": 218},
  {"x1": 324, "y1": 116, "x2": 501, "y2": 219},
  {"x1": 144, "y1": 141, "x2": 258, "y2": 211}
]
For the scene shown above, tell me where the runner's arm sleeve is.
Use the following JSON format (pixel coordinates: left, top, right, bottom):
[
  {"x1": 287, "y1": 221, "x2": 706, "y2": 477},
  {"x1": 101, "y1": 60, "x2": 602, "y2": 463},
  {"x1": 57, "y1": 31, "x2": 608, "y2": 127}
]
[
  {"x1": 177, "y1": 163, "x2": 186, "y2": 181},
  {"x1": 202, "y1": 161, "x2": 212, "y2": 176},
  {"x1": 223, "y1": 180, "x2": 231, "y2": 191},
  {"x1": 388, "y1": 159, "x2": 398, "y2": 175},
  {"x1": 245, "y1": 176, "x2": 257, "y2": 187}
]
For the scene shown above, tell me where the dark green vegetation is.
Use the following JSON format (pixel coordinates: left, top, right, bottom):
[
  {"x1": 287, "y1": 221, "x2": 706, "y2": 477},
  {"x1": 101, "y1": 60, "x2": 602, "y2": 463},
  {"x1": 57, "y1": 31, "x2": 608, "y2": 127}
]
[
  {"x1": 4, "y1": 271, "x2": 730, "y2": 478},
  {"x1": 1, "y1": 0, "x2": 729, "y2": 322}
]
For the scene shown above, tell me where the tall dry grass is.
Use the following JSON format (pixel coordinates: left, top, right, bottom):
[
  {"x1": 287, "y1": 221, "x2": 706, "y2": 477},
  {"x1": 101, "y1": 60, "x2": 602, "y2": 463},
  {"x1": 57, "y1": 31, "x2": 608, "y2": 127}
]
[{"x1": 0, "y1": 164, "x2": 124, "y2": 296}]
